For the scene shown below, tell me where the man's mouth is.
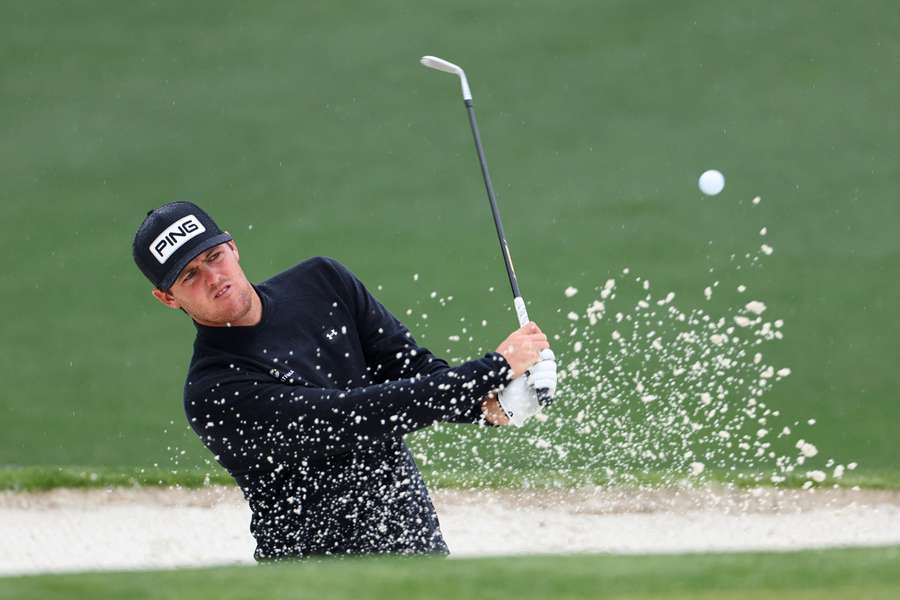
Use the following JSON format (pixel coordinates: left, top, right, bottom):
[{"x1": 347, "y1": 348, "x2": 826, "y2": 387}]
[{"x1": 214, "y1": 284, "x2": 231, "y2": 299}]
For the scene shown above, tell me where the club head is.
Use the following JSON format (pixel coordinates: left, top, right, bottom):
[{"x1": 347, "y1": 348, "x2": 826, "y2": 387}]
[
  {"x1": 420, "y1": 55, "x2": 464, "y2": 75},
  {"x1": 420, "y1": 55, "x2": 472, "y2": 101}
]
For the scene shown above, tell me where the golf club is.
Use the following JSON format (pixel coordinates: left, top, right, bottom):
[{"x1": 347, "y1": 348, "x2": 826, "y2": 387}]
[
  {"x1": 419, "y1": 55, "x2": 530, "y2": 329},
  {"x1": 420, "y1": 55, "x2": 556, "y2": 408}
]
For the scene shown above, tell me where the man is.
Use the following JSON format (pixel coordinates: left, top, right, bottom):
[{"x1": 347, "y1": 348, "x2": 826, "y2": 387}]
[{"x1": 133, "y1": 201, "x2": 556, "y2": 559}]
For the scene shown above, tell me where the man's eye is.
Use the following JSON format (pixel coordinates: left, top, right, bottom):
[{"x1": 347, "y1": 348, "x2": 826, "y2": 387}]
[
  {"x1": 183, "y1": 271, "x2": 195, "y2": 282},
  {"x1": 209, "y1": 252, "x2": 221, "y2": 262}
]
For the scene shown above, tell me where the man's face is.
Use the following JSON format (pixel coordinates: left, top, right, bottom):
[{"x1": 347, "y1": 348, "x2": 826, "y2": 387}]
[{"x1": 151, "y1": 240, "x2": 256, "y2": 326}]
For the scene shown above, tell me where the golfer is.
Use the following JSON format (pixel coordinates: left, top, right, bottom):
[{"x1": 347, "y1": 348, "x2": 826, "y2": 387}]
[{"x1": 133, "y1": 201, "x2": 556, "y2": 559}]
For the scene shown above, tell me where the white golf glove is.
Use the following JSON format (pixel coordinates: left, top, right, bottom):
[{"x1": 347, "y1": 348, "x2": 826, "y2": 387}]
[
  {"x1": 498, "y1": 349, "x2": 557, "y2": 427},
  {"x1": 529, "y1": 348, "x2": 557, "y2": 405}
]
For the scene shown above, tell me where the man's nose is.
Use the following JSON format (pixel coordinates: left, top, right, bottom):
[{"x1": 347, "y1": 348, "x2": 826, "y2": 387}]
[{"x1": 203, "y1": 266, "x2": 222, "y2": 288}]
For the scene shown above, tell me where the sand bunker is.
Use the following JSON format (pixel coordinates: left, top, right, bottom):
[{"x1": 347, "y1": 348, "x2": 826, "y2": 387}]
[{"x1": 2, "y1": 485, "x2": 900, "y2": 576}]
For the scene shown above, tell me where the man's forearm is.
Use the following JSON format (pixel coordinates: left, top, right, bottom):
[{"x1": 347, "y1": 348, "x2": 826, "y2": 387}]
[{"x1": 193, "y1": 352, "x2": 511, "y2": 464}]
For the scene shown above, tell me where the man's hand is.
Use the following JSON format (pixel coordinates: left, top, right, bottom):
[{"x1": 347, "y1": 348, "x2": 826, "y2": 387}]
[
  {"x1": 496, "y1": 375, "x2": 538, "y2": 427},
  {"x1": 495, "y1": 322, "x2": 550, "y2": 380},
  {"x1": 487, "y1": 348, "x2": 558, "y2": 427}
]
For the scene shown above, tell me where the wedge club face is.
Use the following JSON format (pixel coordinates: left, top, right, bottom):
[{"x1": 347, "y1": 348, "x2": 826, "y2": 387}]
[{"x1": 420, "y1": 55, "x2": 472, "y2": 101}]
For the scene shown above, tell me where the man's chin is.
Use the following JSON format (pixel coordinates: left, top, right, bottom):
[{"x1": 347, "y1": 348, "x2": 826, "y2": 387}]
[{"x1": 194, "y1": 299, "x2": 251, "y2": 327}]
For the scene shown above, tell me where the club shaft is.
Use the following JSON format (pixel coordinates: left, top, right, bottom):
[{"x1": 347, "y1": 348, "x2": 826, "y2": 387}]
[{"x1": 464, "y1": 99, "x2": 523, "y2": 304}]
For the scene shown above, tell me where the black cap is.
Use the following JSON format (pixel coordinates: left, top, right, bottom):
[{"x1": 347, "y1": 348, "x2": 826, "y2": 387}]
[{"x1": 133, "y1": 202, "x2": 233, "y2": 291}]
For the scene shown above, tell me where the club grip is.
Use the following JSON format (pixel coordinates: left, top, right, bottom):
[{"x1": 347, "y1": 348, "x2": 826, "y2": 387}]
[{"x1": 514, "y1": 296, "x2": 529, "y2": 327}]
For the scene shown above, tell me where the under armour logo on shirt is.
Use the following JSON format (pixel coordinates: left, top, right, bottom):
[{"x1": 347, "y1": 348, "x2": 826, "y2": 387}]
[{"x1": 324, "y1": 325, "x2": 348, "y2": 343}]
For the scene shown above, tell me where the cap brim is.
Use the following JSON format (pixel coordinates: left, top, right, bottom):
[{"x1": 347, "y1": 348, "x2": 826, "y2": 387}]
[{"x1": 158, "y1": 232, "x2": 234, "y2": 291}]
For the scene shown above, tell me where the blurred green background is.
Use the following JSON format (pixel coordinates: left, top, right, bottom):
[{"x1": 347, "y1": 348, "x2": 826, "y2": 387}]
[{"x1": 2, "y1": 1, "x2": 897, "y2": 482}]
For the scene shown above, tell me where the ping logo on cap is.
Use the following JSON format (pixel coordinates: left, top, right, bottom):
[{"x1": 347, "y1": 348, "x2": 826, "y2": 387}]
[{"x1": 150, "y1": 215, "x2": 206, "y2": 264}]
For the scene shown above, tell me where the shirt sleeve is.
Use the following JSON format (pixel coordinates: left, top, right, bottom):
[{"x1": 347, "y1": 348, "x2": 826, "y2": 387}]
[
  {"x1": 321, "y1": 257, "x2": 457, "y2": 381},
  {"x1": 321, "y1": 257, "x2": 501, "y2": 424},
  {"x1": 186, "y1": 352, "x2": 510, "y2": 472}
]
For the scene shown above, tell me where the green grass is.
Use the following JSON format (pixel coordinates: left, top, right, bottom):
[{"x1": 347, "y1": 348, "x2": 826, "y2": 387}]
[
  {"x1": 1, "y1": 0, "x2": 898, "y2": 484},
  {"x1": 3, "y1": 464, "x2": 897, "y2": 493},
  {"x1": 0, "y1": 465, "x2": 233, "y2": 493},
  {"x1": 2, "y1": 547, "x2": 899, "y2": 599}
]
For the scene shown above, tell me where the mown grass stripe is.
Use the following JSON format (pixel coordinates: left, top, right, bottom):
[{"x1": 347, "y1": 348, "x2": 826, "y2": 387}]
[
  {"x1": 1, "y1": 546, "x2": 899, "y2": 599},
  {"x1": 2, "y1": 465, "x2": 897, "y2": 492}
]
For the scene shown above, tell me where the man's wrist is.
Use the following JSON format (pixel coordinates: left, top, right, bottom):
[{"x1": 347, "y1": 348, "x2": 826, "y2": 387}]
[
  {"x1": 485, "y1": 351, "x2": 512, "y2": 383},
  {"x1": 480, "y1": 393, "x2": 509, "y2": 426}
]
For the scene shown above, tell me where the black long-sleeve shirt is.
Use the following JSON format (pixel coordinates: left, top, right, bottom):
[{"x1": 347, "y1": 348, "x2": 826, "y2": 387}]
[{"x1": 183, "y1": 256, "x2": 510, "y2": 559}]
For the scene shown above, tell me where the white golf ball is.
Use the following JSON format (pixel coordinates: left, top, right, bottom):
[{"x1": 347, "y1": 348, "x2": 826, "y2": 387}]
[{"x1": 698, "y1": 169, "x2": 725, "y2": 196}]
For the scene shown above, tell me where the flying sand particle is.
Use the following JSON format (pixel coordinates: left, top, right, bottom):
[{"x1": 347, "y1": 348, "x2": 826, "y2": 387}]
[
  {"x1": 796, "y1": 440, "x2": 818, "y2": 458},
  {"x1": 745, "y1": 301, "x2": 767, "y2": 315},
  {"x1": 734, "y1": 316, "x2": 752, "y2": 328},
  {"x1": 807, "y1": 470, "x2": 826, "y2": 483}
]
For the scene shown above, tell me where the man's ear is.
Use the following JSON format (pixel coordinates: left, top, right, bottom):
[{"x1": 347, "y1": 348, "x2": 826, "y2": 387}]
[{"x1": 151, "y1": 288, "x2": 181, "y2": 310}]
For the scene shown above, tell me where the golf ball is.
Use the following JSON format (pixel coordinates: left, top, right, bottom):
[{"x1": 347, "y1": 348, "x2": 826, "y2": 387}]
[{"x1": 699, "y1": 169, "x2": 725, "y2": 196}]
